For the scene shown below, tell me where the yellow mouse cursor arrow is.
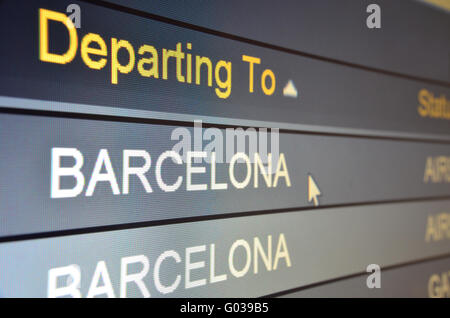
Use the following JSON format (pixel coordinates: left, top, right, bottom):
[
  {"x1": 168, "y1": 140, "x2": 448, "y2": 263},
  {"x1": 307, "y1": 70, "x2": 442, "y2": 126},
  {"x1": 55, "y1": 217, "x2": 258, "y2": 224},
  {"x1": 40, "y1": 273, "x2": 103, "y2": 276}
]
[{"x1": 308, "y1": 174, "x2": 321, "y2": 207}]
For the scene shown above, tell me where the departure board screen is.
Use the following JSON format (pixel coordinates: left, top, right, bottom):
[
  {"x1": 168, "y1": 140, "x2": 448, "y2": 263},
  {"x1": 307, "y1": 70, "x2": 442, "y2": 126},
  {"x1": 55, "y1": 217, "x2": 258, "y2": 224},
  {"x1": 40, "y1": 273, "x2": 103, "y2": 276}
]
[{"x1": 0, "y1": 0, "x2": 450, "y2": 300}]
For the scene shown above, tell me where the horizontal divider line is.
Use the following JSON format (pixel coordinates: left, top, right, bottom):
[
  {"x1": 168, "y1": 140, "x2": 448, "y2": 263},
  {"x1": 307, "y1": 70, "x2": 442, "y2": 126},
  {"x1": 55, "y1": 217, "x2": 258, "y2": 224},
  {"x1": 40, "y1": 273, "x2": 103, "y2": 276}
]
[
  {"x1": 263, "y1": 251, "x2": 450, "y2": 297},
  {"x1": 1, "y1": 194, "x2": 450, "y2": 243},
  {"x1": 81, "y1": 0, "x2": 450, "y2": 88},
  {"x1": 2, "y1": 106, "x2": 450, "y2": 145}
]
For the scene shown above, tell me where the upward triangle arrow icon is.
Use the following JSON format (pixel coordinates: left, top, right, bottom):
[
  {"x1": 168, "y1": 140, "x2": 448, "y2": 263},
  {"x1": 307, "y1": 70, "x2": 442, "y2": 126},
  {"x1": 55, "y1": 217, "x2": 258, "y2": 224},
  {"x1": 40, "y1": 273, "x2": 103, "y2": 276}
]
[{"x1": 308, "y1": 175, "x2": 321, "y2": 207}]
